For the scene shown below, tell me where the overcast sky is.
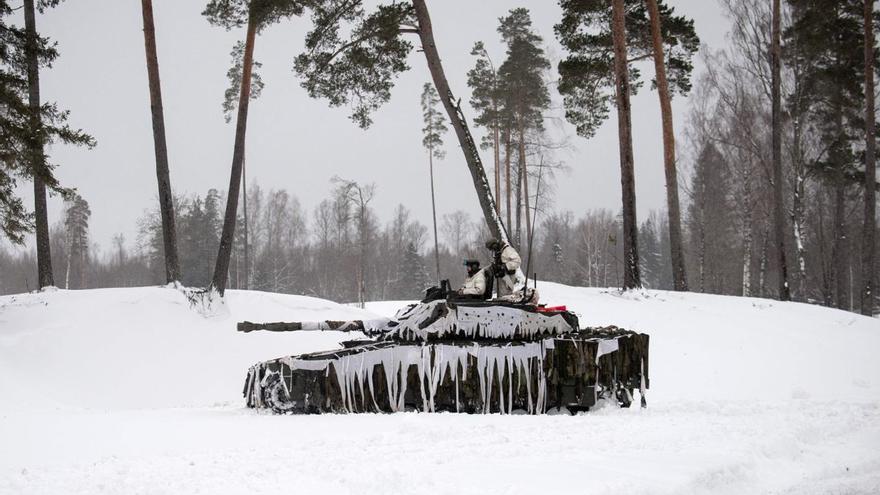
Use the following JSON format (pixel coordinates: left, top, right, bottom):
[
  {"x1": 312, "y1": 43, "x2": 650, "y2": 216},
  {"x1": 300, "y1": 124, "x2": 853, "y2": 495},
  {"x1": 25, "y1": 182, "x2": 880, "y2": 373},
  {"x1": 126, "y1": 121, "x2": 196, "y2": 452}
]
[{"x1": 8, "y1": 0, "x2": 728, "y2": 255}]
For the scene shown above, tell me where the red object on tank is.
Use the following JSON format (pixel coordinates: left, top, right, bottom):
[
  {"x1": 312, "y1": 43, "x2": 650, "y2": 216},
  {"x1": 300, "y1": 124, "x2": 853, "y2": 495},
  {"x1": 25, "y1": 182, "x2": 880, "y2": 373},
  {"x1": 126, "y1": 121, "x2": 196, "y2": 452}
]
[{"x1": 537, "y1": 305, "x2": 567, "y2": 312}]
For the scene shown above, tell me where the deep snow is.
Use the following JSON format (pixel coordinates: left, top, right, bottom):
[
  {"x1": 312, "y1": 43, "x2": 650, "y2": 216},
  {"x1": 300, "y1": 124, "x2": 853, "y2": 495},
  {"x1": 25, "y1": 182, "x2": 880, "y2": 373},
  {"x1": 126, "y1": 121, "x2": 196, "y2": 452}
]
[{"x1": 0, "y1": 282, "x2": 878, "y2": 494}]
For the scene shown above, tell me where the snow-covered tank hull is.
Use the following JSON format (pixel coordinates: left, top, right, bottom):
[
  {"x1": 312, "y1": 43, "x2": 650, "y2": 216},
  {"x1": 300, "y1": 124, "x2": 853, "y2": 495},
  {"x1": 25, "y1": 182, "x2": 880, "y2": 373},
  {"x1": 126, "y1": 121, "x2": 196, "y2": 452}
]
[{"x1": 239, "y1": 300, "x2": 650, "y2": 414}]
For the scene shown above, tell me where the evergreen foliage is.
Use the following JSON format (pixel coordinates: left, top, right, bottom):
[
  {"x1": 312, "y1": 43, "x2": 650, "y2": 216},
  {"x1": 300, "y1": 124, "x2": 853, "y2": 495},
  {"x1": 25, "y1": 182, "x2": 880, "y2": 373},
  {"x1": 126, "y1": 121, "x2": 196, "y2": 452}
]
[
  {"x1": 222, "y1": 40, "x2": 265, "y2": 123},
  {"x1": 399, "y1": 241, "x2": 429, "y2": 298},
  {"x1": 0, "y1": 0, "x2": 93, "y2": 244},
  {"x1": 294, "y1": 1, "x2": 416, "y2": 128},
  {"x1": 497, "y1": 8, "x2": 550, "y2": 135},
  {"x1": 466, "y1": 41, "x2": 500, "y2": 151},
  {"x1": 555, "y1": 0, "x2": 699, "y2": 138},
  {"x1": 785, "y1": 0, "x2": 870, "y2": 182},
  {"x1": 420, "y1": 83, "x2": 446, "y2": 159},
  {"x1": 62, "y1": 193, "x2": 90, "y2": 289}
]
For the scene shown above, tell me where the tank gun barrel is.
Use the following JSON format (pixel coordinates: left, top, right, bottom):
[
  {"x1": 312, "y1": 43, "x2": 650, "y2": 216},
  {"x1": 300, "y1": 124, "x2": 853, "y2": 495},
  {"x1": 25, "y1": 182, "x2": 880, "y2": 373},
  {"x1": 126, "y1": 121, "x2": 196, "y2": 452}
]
[{"x1": 237, "y1": 319, "x2": 390, "y2": 334}]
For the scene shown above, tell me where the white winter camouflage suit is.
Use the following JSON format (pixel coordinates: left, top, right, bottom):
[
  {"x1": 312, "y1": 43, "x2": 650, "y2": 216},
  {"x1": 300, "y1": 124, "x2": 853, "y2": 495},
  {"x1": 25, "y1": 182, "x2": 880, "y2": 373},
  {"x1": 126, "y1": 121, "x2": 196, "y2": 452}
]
[
  {"x1": 496, "y1": 244, "x2": 524, "y2": 297},
  {"x1": 458, "y1": 268, "x2": 488, "y2": 297}
]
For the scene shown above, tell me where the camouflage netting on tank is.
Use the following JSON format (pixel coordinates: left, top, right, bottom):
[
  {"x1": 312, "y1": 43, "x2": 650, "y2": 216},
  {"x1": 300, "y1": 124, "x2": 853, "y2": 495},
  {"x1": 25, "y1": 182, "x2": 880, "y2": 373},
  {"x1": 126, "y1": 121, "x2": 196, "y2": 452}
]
[
  {"x1": 244, "y1": 327, "x2": 649, "y2": 414},
  {"x1": 380, "y1": 300, "x2": 578, "y2": 341}
]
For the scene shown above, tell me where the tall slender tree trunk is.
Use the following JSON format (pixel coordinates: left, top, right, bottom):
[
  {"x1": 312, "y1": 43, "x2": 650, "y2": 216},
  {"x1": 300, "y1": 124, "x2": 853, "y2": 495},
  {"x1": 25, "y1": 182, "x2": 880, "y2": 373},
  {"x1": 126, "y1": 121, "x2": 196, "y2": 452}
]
[
  {"x1": 792, "y1": 100, "x2": 808, "y2": 299},
  {"x1": 23, "y1": 0, "x2": 53, "y2": 289},
  {"x1": 242, "y1": 154, "x2": 249, "y2": 290},
  {"x1": 493, "y1": 118, "x2": 501, "y2": 218},
  {"x1": 520, "y1": 123, "x2": 531, "y2": 252},
  {"x1": 514, "y1": 153, "x2": 522, "y2": 249},
  {"x1": 758, "y1": 227, "x2": 769, "y2": 297},
  {"x1": 141, "y1": 0, "x2": 180, "y2": 284},
  {"x1": 412, "y1": 0, "x2": 509, "y2": 245},
  {"x1": 741, "y1": 160, "x2": 753, "y2": 297},
  {"x1": 65, "y1": 237, "x2": 71, "y2": 290},
  {"x1": 832, "y1": 96, "x2": 848, "y2": 309},
  {"x1": 505, "y1": 131, "x2": 512, "y2": 234},
  {"x1": 698, "y1": 218, "x2": 705, "y2": 292},
  {"x1": 429, "y1": 150, "x2": 441, "y2": 281},
  {"x1": 817, "y1": 190, "x2": 833, "y2": 306},
  {"x1": 611, "y1": 0, "x2": 641, "y2": 289},
  {"x1": 211, "y1": 13, "x2": 257, "y2": 295},
  {"x1": 833, "y1": 177, "x2": 848, "y2": 309},
  {"x1": 770, "y1": 0, "x2": 790, "y2": 301},
  {"x1": 646, "y1": 0, "x2": 687, "y2": 292},
  {"x1": 862, "y1": 0, "x2": 876, "y2": 316}
]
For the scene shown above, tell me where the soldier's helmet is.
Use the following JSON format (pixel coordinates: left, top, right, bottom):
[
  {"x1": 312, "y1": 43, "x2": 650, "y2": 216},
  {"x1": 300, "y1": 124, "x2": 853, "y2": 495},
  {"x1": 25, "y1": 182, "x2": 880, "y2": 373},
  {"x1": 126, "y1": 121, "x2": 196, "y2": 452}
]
[
  {"x1": 485, "y1": 239, "x2": 501, "y2": 251},
  {"x1": 463, "y1": 259, "x2": 480, "y2": 268}
]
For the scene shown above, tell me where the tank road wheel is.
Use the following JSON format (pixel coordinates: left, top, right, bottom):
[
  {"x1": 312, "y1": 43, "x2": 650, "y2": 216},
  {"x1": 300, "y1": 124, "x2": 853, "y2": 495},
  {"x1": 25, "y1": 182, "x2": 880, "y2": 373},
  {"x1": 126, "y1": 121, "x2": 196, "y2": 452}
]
[{"x1": 262, "y1": 373, "x2": 302, "y2": 414}]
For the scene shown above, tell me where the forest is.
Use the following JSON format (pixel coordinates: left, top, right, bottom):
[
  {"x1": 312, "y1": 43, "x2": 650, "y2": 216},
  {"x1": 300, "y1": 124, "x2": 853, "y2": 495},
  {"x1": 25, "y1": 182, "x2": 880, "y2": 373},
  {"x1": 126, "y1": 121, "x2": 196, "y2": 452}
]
[{"x1": 0, "y1": 0, "x2": 877, "y2": 316}]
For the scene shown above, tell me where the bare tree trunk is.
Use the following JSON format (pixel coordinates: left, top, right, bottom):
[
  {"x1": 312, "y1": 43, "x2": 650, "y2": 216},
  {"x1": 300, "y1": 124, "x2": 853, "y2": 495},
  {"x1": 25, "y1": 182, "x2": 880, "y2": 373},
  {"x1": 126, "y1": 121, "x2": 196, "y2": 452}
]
[
  {"x1": 141, "y1": 0, "x2": 180, "y2": 284},
  {"x1": 242, "y1": 154, "x2": 249, "y2": 290},
  {"x1": 211, "y1": 12, "x2": 257, "y2": 295},
  {"x1": 771, "y1": 0, "x2": 790, "y2": 301},
  {"x1": 493, "y1": 120, "x2": 501, "y2": 218},
  {"x1": 520, "y1": 122, "x2": 532, "y2": 259},
  {"x1": 817, "y1": 189, "x2": 833, "y2": 306},
  {"x1": 412, "y1": 0, "x2": 508, "y2": 245},
  {"x1": 611, "y1": 0, "x2": 641, "y2": 289},
  {"x1": 862, "y1": 0, "x2": 876, "y2": 315},
  {"x1": 698, "y1": 217, "x2": 705, "y2": 292},
  {"x1": 791, "y1": 102, "x2": 808, "y2": 299},
  {"x1": 833, "y1": 178, "x2": 848, "y2": 309},
  {"x1": 515, "y1": 154, "x2": 522, "y2": 249},
  {"x1": 429, "y1": 150, "x2": 441, "y2": 281},
  {"x1": 646, "y1": 0, "x2": 687, "y2": 292},
  {"x1": 23, "y1": 0, "x2": 53, "y2": 289},
  {"x1": 505, "y1": 131, "x2": 512, "y2": 234},
  {"x1": 65, "y1": 234, "x2": 71, "y2": 290},
  {"x1": 832, "y1": 92, "x2": 849, "y2": 309},
  {"x1": 758, "y1": 227, "x2": 769, "y2": 297},
  {"x1": 741, "y1": 164, "x2": 753, "y2": 297}
]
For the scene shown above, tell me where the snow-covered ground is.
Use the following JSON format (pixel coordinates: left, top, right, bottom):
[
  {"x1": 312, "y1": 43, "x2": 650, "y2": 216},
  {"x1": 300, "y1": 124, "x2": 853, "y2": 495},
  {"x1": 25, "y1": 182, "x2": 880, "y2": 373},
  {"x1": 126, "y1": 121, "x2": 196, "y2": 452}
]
[{"x1": 0, "y1": 283, "x2": 878, "y2": 494}]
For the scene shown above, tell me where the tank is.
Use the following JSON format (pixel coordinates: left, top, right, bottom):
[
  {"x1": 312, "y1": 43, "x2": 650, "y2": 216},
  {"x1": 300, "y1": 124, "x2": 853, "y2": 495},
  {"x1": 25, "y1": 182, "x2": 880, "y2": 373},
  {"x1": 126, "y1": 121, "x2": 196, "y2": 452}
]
[{"x1": 239, "y1": 293, "x2": 650, "y2": 415}]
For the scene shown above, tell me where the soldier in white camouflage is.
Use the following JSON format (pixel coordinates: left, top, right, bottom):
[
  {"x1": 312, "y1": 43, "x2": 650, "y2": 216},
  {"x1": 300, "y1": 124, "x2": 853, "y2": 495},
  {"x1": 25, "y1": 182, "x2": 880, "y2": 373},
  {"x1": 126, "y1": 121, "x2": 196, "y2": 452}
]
[
  {"x1": 485, "y1": 238, "x2": 525, "y2": 298},
  {"x1": 456, "y1": 259, "x2": 489, "y2": 299}
]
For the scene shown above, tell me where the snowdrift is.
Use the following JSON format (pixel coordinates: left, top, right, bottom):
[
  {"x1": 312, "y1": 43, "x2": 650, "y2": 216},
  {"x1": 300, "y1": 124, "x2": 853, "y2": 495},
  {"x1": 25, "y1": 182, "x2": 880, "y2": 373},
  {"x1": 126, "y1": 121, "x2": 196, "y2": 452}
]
[
  {"x1": 1, "y1": 283, "x2": 877, "y2": 410},
  {"x1": 1, "y1": 283, "x2": 878, "y2": 494},
  {"x1": 0, "y1": 287, "x2": 377, "y2": 409}
]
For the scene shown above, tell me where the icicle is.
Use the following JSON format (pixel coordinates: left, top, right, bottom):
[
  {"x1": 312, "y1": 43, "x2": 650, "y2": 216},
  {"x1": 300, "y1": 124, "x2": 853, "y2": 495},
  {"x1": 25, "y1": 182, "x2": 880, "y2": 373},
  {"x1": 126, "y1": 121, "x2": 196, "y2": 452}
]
[{"x1": 639, "y1": 357, "x2": 647, "y2": 408}]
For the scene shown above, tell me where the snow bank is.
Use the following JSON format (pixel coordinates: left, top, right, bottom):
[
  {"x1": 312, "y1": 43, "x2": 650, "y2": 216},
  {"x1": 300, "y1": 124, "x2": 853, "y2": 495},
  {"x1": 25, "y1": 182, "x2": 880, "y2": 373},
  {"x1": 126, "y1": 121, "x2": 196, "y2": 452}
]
[
  {"x1": 368, "y1": 282, "x2": 880, "y2": 403},
  {"x1": 1, "y1": 283, "x2": 878, "y2": 494},
  {"x1": 0, "y1": 287, "x2": 377, "y2": 409}
]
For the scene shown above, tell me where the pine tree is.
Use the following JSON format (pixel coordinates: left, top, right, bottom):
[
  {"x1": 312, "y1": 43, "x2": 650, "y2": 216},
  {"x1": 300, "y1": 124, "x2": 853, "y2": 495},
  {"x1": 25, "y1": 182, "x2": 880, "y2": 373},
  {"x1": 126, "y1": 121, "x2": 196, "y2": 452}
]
[
  {"x1": 420, "y1": 82, "x2": 446, "y2": 284},
  {"x1": 861, "y1": 0, "x2": 876, "y2": 315},
  {"x1": 785, "y1": 0, "x2": 871, "y2": 309},
  {"x1": 467, "y1": 42, "x2": 502, "y2": 218},
  {"x1": 555, "y1": 0, "x2": 698, "y2": 290},
  {"x1": 293, "y1": 0, "x2": 510, "y2": 247},
  {"x1": 63, "y1": 194, "x2": 90, "y2": 289},
  {"x1": 645, "y1": 0, "x2": 692, "y2": 292},
  {"x1": 687, "y1": 143, "x2": 735, "y2": 294},
  {"x1": 497, "y1": 8, "x2": 550, "y2": 255},
  {"x1": 203, "y1": 0, "x2": 306, "y2": 295},
  {"x1": 398, "y1": 241, "x2": 429, "y2": 299},
  {"x1": 0, "y1": 2, "x2": 93, "y2": 263},
  {"x1": 140, "y1": 0, "x2": 180, "y2": 284},
  {"x1": 222, "y1": 43, "x2": 265, "y2": 290},
  {"x1": 638, "y1": 215, "x2": 662, "y2": 289}
]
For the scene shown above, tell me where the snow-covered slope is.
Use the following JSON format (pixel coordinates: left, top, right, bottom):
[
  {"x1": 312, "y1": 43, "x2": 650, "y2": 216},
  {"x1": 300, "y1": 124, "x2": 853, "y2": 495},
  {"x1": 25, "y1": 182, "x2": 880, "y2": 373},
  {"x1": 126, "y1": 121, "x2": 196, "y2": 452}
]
[
  {"x1": 1, "y1": 284, "x2": 878, "y2": 494},
  {"x1": 0, "y1": 287, "x2": 376, "y2": 409}
]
